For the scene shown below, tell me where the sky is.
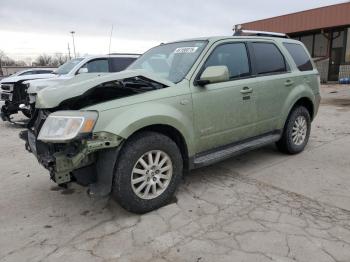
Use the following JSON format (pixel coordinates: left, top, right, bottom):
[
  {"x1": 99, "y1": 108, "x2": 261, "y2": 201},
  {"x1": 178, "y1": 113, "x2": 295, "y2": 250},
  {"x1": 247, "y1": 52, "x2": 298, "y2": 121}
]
[{"x1": 0, "y1": 0, "x2": 347, "y2": 61}]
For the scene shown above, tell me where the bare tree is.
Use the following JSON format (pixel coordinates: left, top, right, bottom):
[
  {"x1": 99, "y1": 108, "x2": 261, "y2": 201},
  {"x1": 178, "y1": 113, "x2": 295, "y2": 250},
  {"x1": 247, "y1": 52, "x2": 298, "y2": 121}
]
[
  {"x1": 0, "y1": 50, "x2": 23, "y2": 72},
  {"x1": 34, "y1": 54, "x2": 53, "y2": 66},
  {"x1": 0, "y1": 50, "x2": 4, "y2": 75},
  {"x1": 52, "y1": 53, "x2": 69, "y2": 66},
  {"x1": 33, "y1": 53, "x2": 68, "y2": 67}
]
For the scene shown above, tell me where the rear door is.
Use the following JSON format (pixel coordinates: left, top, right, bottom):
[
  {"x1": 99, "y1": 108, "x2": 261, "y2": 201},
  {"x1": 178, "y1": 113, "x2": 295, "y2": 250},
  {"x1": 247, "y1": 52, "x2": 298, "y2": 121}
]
[{"x1": 248, "y1": 41, "x2": 291, "y2": 134}]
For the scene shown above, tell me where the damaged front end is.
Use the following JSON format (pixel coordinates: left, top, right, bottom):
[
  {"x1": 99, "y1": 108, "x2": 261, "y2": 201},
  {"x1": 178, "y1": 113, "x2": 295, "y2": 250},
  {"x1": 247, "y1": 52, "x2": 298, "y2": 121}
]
[
  {"x1": 22, "y1": 70, "x2": 171, "y2": 196},
  {"x1": 1, "y1": 82, "x2": 32, "y2": 121},
  {"x1": 22, "y1": 109, "x2": 123, "y2": 196}
]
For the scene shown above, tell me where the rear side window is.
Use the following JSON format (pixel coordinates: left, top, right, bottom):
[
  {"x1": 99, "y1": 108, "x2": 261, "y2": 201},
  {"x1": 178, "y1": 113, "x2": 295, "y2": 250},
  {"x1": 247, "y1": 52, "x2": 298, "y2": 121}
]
[
  {"x1": 110, "y1": 57, "x2": 137, "y2": 72},
  {"x1": 204, "y1": 43, "x2": 250, "y2": 79},
  {"x1": 283, "y1": 43, "x2": 314, "y2": 71},
  {"x1": 251, "y1": 42, "x2": 287, "y2": 75}
]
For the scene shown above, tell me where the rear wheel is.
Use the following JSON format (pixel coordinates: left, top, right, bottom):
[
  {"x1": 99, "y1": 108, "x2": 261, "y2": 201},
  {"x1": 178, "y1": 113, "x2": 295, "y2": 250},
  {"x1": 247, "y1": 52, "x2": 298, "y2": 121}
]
[
  {"x1": 112, "y1": 131, "x2": 183, "y2": 213},
  {"x1": 276, "y1": 106, "x2": 311, "y2": 154}
]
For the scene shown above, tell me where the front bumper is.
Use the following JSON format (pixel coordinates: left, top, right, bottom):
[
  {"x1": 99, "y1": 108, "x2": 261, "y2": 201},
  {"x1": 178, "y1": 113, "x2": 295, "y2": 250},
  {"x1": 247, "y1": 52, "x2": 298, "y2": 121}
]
[
  {"x1": 0, "y1": 91, "x2": 13, "y2": 101},
  {"x1": 22, "y1": 130, "x2": 123, "y2": 196},
  {"x1": 1, "y1": 100, "x2": 21, "y2": 121}
]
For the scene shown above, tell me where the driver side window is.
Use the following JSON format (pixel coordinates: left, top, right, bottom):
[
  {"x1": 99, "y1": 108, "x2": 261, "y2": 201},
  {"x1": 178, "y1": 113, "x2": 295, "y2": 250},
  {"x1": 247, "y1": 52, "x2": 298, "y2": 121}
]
[{"x1": 204, "y1": 43, "x2": 251, "y2": 79}]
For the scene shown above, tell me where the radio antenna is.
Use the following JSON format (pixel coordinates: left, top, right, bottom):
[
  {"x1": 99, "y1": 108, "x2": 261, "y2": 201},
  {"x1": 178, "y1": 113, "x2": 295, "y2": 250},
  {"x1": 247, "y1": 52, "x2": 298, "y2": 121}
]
[{"x1": 108, "y1": 24, "x2": 114, "y2": 54}]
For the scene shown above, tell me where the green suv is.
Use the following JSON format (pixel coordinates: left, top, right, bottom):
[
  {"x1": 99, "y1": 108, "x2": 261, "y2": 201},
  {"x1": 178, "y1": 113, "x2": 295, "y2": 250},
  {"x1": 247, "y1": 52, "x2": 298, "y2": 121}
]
[{"x1": 23, "y1": 33, "x2": 320, "y2": 213}]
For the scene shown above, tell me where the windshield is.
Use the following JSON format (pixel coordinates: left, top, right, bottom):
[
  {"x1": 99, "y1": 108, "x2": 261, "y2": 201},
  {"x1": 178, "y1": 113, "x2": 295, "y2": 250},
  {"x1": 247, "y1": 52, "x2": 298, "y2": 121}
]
[
  {"x1": 128, "y1": 41, "x2": 207, "y2": 83},
  {"x1": 55, "y1": 58, "x2": 84, "y2": 75},
  {"x1": 11, "y1": 70, "x2": 29, "y2": 76}
]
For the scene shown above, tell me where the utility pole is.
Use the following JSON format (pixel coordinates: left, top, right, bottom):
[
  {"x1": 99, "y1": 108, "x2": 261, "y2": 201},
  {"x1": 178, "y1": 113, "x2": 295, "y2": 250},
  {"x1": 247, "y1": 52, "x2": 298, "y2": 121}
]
[
  {"x1": 67, "y1": 43, "x2": 71, "y2": 60},
  {"x1": 70, "y1": 31, "x2": 76, "y2": 58}
]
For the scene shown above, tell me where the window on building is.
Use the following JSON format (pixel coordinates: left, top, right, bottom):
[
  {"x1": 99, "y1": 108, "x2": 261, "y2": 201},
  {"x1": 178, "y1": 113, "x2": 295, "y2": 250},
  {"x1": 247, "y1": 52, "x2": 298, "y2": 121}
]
[
  {"x1": 332, "y1": 30, "x2": 345, "y2": 48},
  {"x1": 251, "y1": 42, "x2": 286, "y2": 75},
  {"x1": 204, "y1": 43, "x2": 250, "y2": 79},
  {"x1": 314, "y1": 34, "x2": 328, "y2": 57},
  {"x1": 283, "y1": 43, "x2": 314, "y2": 71},
  {"x1": 300, "y1": 35, "x2": 314, "y2": 55}
]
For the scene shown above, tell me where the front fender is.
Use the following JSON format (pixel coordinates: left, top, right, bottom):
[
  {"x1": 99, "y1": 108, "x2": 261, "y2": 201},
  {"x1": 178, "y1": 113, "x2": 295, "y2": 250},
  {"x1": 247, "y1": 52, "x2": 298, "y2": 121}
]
[
  {"x1": 277, "y1": 84, "x2": 316, "y2": 130},
  {"x1": 93, "y1": 97, "x2": 195, "y2": 156}
]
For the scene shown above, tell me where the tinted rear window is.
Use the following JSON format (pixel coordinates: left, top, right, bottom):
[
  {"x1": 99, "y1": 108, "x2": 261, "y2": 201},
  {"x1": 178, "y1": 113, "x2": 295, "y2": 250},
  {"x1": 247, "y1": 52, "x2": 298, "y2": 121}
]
[
  {"x1": 251, "y1": 42, "x2": 287, "y2": 75},
  {"x1": 283, "y1": 43, "x2": 313, "y2": 71},
  {"x1": 110, "y1": 57, "x2": 137, "y2": 72}
]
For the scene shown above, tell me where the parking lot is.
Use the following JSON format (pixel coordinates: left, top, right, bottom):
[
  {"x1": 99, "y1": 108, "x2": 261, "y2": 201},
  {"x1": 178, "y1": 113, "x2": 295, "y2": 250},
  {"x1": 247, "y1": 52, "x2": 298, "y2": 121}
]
[{"x1": 0, "y1": 85, "x2": 350, "y2": 262}]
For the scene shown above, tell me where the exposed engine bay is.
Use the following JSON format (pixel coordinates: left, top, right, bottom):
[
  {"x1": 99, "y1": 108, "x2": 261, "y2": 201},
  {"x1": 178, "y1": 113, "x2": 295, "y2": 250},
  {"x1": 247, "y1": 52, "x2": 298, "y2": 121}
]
[
  {"x1": 57, "y1": 76, "x2": 166, "y2": 110},
  {"x1": 21, "y1": 76, "x2": 168, "y2": 196}
]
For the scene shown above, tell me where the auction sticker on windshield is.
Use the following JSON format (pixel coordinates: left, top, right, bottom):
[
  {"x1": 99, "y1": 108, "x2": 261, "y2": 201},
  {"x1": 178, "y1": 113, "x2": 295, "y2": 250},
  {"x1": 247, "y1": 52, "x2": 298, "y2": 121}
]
[{"x1": 174, "y1": 47, "x2": 199, "y2": 54}]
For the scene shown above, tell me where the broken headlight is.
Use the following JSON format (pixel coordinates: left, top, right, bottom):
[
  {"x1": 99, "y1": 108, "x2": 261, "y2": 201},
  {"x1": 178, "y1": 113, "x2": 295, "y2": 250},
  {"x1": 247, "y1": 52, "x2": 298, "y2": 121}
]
[{"x1": 38, "y1": 111, "x2": 98, "y2": 142}]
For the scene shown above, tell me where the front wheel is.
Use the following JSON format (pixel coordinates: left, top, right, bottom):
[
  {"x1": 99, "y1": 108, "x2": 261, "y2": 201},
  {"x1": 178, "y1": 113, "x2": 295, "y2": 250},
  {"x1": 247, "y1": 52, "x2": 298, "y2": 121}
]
[
  {"x1": 276, "y1": 106, "x2": 311, "y2": 154},
  {"x1": 112, "y1": 131, "x2": 183, "y2": 214},
  {"x1": 21, "y1": 109, "x2": 31, "y2": 118}
]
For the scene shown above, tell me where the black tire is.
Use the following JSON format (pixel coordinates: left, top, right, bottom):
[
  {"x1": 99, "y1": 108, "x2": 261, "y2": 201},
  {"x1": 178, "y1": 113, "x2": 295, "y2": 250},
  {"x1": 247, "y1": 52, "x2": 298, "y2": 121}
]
[
  {"x1": 276, "y1": 106, "x2": 311, "y2": 154},
  {"x1": 112, "y1": 131, "x2": 183, "y2": 214},
  {"x1": 21, "y1": 109, "x2": 31, "y2": 118}
]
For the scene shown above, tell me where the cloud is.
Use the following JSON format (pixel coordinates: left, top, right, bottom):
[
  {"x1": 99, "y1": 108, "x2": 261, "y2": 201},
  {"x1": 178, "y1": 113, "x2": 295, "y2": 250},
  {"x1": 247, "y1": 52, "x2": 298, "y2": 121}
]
[{"x1": 0, "y1": 0, "x2": 345, "y2": 57}]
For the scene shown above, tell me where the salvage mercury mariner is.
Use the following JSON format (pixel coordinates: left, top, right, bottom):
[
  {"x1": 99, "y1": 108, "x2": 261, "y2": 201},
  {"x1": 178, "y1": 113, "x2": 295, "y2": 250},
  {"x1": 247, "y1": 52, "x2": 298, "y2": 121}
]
[{"x1": 22, "y1": 33, "x2": 320, "y2": 213}]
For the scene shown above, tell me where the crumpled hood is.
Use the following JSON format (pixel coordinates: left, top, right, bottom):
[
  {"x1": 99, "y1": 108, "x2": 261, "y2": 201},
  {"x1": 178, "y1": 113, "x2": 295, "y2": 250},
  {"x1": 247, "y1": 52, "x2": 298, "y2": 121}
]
[
  {"x1": 36, "y1": 70, "x2": 174, "y2": 109},
  {"x1": 26, "y1": 76, "x2": 71, "y2": 94},
  {"x1": 0, "y1": 73, "x2": 56, "y2": 84}
]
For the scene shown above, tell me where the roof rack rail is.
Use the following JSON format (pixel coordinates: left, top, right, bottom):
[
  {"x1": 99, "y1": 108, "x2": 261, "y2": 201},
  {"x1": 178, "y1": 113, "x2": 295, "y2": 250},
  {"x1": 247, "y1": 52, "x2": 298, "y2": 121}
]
[
  {"x1": 232, "y1": 25, "x2": 289, "y2": 38},
  {"x1": 107, "y1": 53, "x2": 141, "y2": 56}
]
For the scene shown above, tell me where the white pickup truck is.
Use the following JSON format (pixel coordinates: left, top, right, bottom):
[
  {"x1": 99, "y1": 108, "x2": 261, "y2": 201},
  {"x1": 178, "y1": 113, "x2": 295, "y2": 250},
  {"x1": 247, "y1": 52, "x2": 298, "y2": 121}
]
[{"x1": 1, "y1": 54, "x2": 139, "y2": 122}]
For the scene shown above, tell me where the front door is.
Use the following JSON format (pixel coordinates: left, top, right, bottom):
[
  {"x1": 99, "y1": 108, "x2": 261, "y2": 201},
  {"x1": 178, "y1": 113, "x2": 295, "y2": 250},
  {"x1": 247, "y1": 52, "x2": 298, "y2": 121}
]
[
  {"x1": 328, "y1": 48, "x2": 342, "y2": 81},
  {"x1": 190, "y1": 42, "x2": 258, "y2": 153}
]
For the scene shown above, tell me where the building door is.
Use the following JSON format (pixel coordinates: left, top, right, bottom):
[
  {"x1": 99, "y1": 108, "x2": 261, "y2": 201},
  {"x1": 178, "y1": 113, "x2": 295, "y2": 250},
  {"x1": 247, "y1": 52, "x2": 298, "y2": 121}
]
[
  {"x1": 328, "y1": 30, "x2": 345, "y2": 81},
  {"x1": 329, "y1": 48, "x2": 343, "y2": 81}
]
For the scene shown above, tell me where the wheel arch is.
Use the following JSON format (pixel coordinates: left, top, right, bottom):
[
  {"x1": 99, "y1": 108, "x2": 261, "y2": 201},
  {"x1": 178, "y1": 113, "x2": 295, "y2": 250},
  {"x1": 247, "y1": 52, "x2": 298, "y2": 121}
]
[
  {"x1": 124, "y1": 124, "x2": 190, "y2": 171},
  {"x1": 279, "y1": 96, "x2": 315, "y2": 131},
  {"x1": 293, "y1": 97, "x2": 314, "y2": 120}
]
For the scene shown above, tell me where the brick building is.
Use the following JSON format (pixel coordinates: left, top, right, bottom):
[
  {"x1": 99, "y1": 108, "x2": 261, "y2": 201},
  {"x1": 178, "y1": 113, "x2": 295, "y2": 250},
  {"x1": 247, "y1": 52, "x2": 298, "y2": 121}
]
[{"x1": 241, "y1": 2, "x2": 350, "y2": 82}]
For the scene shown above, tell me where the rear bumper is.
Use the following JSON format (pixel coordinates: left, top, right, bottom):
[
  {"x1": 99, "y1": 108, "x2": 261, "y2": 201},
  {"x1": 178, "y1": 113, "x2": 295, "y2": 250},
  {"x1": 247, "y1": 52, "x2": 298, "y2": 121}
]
[{"x1": 314, "y1": 93, "x2": 321, "y2": 119}]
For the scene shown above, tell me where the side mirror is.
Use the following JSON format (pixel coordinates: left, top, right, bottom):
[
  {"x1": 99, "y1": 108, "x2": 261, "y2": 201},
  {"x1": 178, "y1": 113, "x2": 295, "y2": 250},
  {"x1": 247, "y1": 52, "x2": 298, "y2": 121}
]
[
  {"x1": 78, "y1": 67, "x2": 88, "y2": 74},
  {"x1": 196, "y1": 66, "x2": 229, "y2": 86}
]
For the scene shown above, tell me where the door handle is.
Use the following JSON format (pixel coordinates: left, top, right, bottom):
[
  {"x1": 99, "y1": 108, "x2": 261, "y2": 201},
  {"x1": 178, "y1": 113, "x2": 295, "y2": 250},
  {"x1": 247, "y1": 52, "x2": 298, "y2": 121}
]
[
  {"x1": 240, "y1": 86, "x2": 253, "y2": 94},
  {"x1": 284, "y1": 80, "x2": 294, "y2": 86}
]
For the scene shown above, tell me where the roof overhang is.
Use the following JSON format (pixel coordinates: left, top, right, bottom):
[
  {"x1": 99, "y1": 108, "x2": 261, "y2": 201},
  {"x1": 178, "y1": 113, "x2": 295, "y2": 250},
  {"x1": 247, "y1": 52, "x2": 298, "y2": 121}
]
[{"x1": 241, "y1": 2, "x2": 350, "y2": 34}]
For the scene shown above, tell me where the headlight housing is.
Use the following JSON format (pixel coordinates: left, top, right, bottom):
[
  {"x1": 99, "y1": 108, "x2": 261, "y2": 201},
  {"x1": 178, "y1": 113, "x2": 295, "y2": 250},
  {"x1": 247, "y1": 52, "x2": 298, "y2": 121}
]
[{"x1": 38, "y1": 111, "x2": 98, "y2": 142}]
